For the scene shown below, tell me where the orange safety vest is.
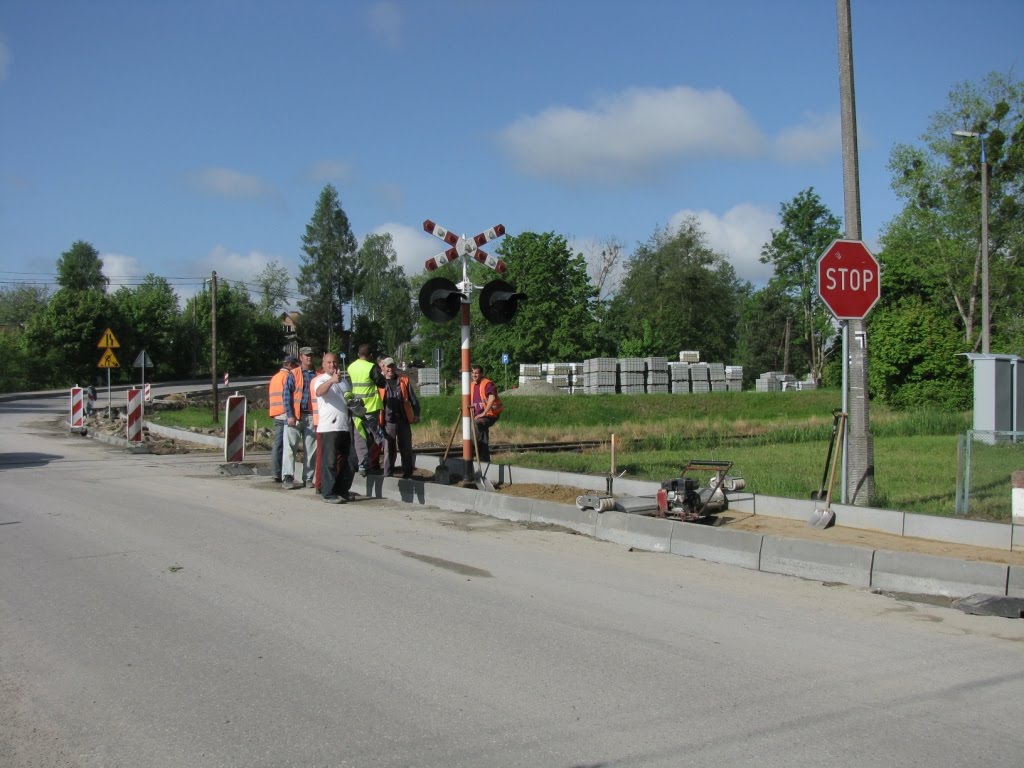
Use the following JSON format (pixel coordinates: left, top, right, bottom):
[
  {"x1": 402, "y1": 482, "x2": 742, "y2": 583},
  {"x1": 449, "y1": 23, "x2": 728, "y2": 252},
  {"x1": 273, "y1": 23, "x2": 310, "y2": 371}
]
[
  {"x1": 472, "y1": 377, "x2": 503, "y2": 419},
  {"x1": 268, "y1": 368, "x2": 290, "y2": 417},
  {"x1": 379, "y1": 376, "x2": 419, "y2": 424}
]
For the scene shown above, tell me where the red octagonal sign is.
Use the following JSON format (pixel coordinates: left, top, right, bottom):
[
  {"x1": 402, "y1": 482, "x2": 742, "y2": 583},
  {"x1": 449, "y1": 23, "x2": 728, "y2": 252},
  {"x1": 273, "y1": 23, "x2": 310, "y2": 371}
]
[{"x1": 817, "y1": 239, "x2": 881, "y2": 320}]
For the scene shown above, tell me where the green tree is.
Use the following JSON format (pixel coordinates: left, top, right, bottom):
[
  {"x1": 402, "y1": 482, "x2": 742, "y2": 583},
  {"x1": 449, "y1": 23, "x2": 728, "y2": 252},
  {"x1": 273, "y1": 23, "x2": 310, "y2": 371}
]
[
  {"x1": 352, "y1": 233, "x2": 414, "y2": 357},
  {"x1": 23, "y1": 288, "x2": 122, "y2": 388},
  {"x1": 479, "y1": 231, "x2": 599, "y2": 368},
  {"x1": 253, "y1": 260, "x2": 291, "y2": 315},
  {"x1": 296, "y1": 185, "x2": 359, "y2": 354},
  {"x1": 886, "y1": 71, "x2": 1024, "y2": 351},
  {"x1": 608, "y1": 219, "x2": 745, "y2": 363},
  {"x1": 114, "y1": 275, "x2": 181, "y2": 380},
  {"x1": 735, "y1": 281, "x2": 805, "y2": 388},
  {"x1": 0, "y1": 285, "x2": 50, "y2": 326},
  {"x1": 759, "y1": 188, "x2": 843, "y2": 384},
  {"x1": 56, "y1": 240, "x2": 109, "y2": 292},
  {"x1": 182, "y1": 281, "x2": 284, "y2": 377},
  {"x1": 868, "y1": 295, "x2": 971, "y2": 410}
]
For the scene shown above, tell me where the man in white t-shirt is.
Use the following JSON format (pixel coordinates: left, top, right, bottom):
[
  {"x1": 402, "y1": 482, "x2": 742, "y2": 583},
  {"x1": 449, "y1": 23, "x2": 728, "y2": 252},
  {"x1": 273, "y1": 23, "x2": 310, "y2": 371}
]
[{"x1": 313, "y1": 353, "x2": 354, "y2": 503}]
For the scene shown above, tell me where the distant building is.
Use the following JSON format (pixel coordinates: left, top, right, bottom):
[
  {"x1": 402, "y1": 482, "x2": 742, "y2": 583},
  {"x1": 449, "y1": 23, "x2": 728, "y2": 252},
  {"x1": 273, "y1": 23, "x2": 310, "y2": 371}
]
[{"x1": 280, "y1": 311, "x2": 300, "y2": 357}]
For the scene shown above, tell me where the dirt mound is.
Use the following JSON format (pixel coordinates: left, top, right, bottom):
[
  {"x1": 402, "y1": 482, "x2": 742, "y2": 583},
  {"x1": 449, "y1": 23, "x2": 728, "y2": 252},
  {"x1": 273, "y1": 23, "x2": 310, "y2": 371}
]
[{"x1": 501, "y1": 380, "x2": 567, "y2": 397}]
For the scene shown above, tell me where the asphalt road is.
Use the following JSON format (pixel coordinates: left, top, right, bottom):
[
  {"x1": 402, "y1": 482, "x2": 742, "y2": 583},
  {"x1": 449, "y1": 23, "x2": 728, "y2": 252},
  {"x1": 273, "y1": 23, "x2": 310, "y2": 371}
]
[{"x1": 2, "y1": 393, "x2": 1023, "y2": 768}]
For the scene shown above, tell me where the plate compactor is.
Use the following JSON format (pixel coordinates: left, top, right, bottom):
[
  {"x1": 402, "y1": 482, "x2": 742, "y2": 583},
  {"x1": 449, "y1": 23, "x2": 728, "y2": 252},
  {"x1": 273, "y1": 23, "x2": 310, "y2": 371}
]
[{"x1": 655, "y1": 460, "x2": 746, "y2": 522}]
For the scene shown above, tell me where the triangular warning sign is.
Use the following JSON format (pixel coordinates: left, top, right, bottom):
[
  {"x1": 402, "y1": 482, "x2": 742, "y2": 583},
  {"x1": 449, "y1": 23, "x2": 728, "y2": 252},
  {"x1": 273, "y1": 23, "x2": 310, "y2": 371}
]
[
  {"x1": 98, "y1": 349, "x2": 120, "y2": 368},
  {"x1": 97, "y1": 327, "x2": 120, "y2": 348}
]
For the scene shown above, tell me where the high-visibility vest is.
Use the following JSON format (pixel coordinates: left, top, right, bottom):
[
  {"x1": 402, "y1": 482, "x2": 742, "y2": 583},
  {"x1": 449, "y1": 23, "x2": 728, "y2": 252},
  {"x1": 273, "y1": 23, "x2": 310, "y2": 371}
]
[
  {"x1": 472, "y1": 377, "x2": 503, "y2": 419},
  {"x1": 268, "y1": 368, "x2": 290, "y2": 417},
  {"x1": 379, "y1": 376, "x2": 418, "y2": 425},
  {"x1": 311, "y1": 369, "x2": 321, "y2": 427},
  {"x1": 348, "y1": 358, "x2": 383, "y2": 412}
]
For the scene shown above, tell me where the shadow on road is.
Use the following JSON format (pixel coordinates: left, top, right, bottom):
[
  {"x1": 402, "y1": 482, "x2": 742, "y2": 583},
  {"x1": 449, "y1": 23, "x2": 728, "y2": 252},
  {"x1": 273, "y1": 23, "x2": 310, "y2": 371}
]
[{"x1": 0, "y1": 452, "x2": 63, "y2": 469}]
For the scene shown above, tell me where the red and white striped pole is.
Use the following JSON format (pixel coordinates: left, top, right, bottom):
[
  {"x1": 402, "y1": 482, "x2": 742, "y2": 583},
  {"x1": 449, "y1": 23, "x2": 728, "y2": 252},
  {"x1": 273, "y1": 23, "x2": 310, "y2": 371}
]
[
  {"x1": 460, "y1": 300, "x2": 473, "y2": 478},
  {"x1": 144, "y1": 382, "x2": 152, "y2": 402},
  {"x1": 126, "y1": 388, "x2": 143, "y2": 442},
  {"x1": 224, "y1": 395, "x2": 246, "y2": 462},
  {"x1": 69, "y1": 386, "x2": 85, "y2": 433}
]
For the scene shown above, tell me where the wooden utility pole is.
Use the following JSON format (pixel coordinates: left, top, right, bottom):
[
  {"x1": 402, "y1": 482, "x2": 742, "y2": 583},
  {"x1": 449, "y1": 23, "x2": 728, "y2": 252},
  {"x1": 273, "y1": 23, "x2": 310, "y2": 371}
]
[
  {"x1": 836, "y1": 0, "x2": 875, "y2": 505},
  {"x1": 211, "y1": 271, "x2": 219, "y2": 418}
]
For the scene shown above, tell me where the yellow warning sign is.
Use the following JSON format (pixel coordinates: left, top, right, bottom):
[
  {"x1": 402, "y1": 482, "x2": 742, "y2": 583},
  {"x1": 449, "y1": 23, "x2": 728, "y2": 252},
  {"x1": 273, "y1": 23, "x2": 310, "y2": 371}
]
[
  {"x1": 97, "y1": 327, "x2": 120, "y2": 348},
  {"x1": 98, "y1": 348, "x2": 120, "y2": 368}
]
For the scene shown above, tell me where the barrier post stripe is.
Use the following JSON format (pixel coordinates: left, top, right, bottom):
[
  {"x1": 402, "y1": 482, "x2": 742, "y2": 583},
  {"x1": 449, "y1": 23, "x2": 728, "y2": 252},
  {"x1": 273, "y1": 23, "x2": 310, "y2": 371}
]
[
  {"x1": 126, "y1": 389, "x2": 143, "y2": 442},
  {"x1": 224, "y1": 395, "x2": 247, "y2": 462},
  {"x1": 69, "y1": 387, "x2": 84, "y2": 430}
]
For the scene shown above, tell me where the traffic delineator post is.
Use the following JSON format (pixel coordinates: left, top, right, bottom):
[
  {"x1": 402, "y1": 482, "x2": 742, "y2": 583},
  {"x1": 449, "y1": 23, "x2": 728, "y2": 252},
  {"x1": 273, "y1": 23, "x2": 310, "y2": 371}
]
[
  {"x1": 224, "y1": 395, "x2": 247, "y2": 462},
  {"x1": 126, "y1": 389, "x2": 143, "y2": 442},
  {"x1": 69, "y1": 387, "x2": 85, "y2": 433}
]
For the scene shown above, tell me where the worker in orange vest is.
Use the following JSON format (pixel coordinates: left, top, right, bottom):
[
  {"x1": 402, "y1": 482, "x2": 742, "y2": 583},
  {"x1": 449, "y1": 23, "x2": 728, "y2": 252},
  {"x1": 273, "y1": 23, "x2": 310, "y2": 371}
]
[
  {"x1": 471, "y1": 364, "x2": 503, "y2": 463},
  {"x1": 268, "y1": 355, "x2": 298, "y2": 483}
]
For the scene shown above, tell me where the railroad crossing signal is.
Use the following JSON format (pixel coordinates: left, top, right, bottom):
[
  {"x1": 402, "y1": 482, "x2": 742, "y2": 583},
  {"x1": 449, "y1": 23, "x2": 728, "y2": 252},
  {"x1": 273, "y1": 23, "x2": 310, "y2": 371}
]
[
  {"x1": 817, "y1": 239, "x2": 881, "y2": 320},
  {"x1": 423, "y1": 220, "x2": 508, "y2": 274}
]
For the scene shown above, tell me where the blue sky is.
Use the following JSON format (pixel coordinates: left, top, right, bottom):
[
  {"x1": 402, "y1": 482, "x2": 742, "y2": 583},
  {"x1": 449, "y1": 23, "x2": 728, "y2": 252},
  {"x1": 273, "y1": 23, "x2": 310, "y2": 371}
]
[{"x1": 1, "y1": 0, "x2": 1021, "y2": 306}]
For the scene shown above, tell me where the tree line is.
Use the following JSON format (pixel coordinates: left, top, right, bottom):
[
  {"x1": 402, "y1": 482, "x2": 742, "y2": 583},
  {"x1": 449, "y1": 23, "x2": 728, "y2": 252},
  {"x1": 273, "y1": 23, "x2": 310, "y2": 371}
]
[{"x1": 1, "y1": 72, "x2": 1021, "y2": 409}]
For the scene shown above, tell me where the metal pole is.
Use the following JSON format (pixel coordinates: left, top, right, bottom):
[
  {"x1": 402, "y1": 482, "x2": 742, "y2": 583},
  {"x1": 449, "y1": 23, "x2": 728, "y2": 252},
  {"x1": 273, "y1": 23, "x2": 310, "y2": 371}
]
[
  {"x1": 980, "y1": 136, "x2": 990, "y2": 353},
  {"x1": 211, "y1": 271, "x2": 219, "y2": 419}
]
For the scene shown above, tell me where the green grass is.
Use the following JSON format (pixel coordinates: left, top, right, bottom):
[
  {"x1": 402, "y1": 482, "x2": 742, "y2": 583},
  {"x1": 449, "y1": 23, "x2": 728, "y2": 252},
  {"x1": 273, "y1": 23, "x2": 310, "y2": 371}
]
[{"x1": 152, "y1": 388, "x2": 1016, "y2": 521}]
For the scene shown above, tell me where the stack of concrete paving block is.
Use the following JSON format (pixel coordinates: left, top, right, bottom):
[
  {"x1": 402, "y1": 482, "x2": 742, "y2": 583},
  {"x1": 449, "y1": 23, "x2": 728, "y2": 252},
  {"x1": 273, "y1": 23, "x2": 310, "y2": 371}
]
[
  {"x1": 583, "y1": 358, "x2": 617, "y2": 394},
  {"x1": 518, "y1": 363, "x2": 543, "y2": 388},
  {"x1": 690, "y1": 362, "x2": 711, "y2": 393},
  {"x1": 669, "y1": 362, "x2": 690, "y2": 393},
  {"x1": 644, "y1": 356, "x2": 669, "y2": 393},
  {"x1": 617, "y1": 358, "x2": 646, "y2": 394},
  {"x1": 418, "y1": 367, "x2": 441, "y2": 396}
]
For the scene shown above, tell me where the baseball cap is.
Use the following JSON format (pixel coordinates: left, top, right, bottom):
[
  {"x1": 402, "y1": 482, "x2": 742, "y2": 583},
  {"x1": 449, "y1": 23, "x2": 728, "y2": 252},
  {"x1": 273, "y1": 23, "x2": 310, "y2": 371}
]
[
  {"x1": 380, "y1": 357, "x2": 396, "y2": 367},
  {"x1": 283, "y1": 355, "x2": 299, "y2": 366},
  {"x1": 299, "y1": 346, "x2": 313, "y2": 356}
]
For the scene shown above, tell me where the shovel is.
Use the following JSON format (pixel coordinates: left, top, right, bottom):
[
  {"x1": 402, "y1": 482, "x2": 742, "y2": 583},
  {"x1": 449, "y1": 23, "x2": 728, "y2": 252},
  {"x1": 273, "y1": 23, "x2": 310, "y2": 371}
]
[
  {"x1": 433, "y1": 413, "x2": 461, "y2": 485},
  {"x1": 811, "y1": 409, "x2": 843, "y2": 501},
  {"x1": 809, "y1": 412, "x2": 846, "y2": 528},
  {"x1": 471, "y1": 418, "x2": 495, "y2": 492}
]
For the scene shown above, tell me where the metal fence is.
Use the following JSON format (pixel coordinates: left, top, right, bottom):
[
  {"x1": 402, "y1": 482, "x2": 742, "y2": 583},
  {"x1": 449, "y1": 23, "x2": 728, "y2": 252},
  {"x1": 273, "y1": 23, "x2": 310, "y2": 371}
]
[{"x1": 955, "y1": 430, "x2": 1024, "y2": 518}]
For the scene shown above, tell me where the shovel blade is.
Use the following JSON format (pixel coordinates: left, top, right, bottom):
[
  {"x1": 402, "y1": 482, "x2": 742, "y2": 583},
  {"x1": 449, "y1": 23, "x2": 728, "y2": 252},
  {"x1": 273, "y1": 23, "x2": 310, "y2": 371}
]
[
  {"x1": 814, "y1": 508, "x2": 836, "y2": 529},
  {"x1": 476, "y1": 473, "x2": 495, "y2": 492},
  {"x1": 434, "y1": 464, "x2": 451, "y2": 485}
]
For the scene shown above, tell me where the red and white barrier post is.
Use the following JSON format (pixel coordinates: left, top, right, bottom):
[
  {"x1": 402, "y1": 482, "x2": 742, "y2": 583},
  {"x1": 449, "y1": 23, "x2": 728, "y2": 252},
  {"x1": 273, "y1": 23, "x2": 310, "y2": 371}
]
[
  {"x1": 1013, "y1": 471, "x2": 1024, "y2": 525},
  {"x1": 224, "y1": 395, "x2": 247, "y2": 462},
  {"x1": 144, "y1": 382, "x2": 152, "y2": 402},
  {"x1": 126, "y1": 388, "x2": 143, "y2": 443},
  {"x1": 69, "y1": 386, "x2": 85, "y2": 433}
]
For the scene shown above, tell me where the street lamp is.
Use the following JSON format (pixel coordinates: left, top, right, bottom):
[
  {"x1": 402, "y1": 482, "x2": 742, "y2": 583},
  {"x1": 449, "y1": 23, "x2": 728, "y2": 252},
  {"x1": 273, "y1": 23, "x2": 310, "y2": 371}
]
[{"x1": 953, "y1": 129, "x2": 990, "y2": 353}]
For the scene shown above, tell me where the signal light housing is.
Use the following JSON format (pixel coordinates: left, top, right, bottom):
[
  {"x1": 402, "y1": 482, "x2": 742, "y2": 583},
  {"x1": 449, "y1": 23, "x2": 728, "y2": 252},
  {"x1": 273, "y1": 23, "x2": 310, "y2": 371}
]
[
  {"x1": 479, "y1": 279, "x2": 526, "y2": 325},
  {"x1": 418, "y1": 277, "x2": 465, "y2": 323}
]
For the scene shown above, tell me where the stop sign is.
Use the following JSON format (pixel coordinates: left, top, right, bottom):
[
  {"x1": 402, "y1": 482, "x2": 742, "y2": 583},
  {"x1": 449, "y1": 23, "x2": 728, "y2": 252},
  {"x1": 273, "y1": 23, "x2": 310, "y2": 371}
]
[{"x1": 817, "y1": 239, "x2": 881, "y2": 320}]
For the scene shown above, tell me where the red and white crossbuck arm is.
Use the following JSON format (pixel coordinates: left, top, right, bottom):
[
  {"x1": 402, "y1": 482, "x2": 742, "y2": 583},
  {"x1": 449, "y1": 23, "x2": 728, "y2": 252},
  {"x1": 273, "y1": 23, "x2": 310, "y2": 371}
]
[{"x1": 423, "y1": 220, "x2": 507, "y2": 273}]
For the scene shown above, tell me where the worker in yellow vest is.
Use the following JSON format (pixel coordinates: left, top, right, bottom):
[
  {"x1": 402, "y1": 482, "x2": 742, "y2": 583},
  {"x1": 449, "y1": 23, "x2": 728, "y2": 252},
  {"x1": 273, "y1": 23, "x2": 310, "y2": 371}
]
[{"x1": 346, "y1": 343, "x2": 385, "y2": 476}]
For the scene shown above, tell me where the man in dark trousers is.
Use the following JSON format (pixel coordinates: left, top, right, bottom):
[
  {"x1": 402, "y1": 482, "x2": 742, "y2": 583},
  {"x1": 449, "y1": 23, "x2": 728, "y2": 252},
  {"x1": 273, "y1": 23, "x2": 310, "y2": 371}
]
[
  {"x1": 470, "y1": 364, "x2": 503, "y2": 463},
  {"x1": 378, "y1": 357, "x2": 420, "y2": 478}
]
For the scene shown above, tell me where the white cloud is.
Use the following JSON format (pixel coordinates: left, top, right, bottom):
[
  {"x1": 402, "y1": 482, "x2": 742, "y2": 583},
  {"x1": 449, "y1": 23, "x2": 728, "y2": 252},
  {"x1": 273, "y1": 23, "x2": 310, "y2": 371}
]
[
  {"x1": 367, "y1": 1, "x2": 402, "y2": 49},
  {"x1": 369, "y1": 222, "x2": 441, "y2": 277},
  {"x1": 669, "y1": 204, "x2": 778, "y2": 285},
  {"x1": 497, "y1": 85, "x2": 766, "y2": 183},
  {"x1": 100, "y1": 252, "x2": 145, "y2": 291},
  {"x1": 306, "y1": 159, "x2": 355, "y2": 184},
  {"x1": 189, "y1": 167, "x2": 280, "y2": 202},
  {"x1": 774, "y1": 111, "x2": 841, "y2": 163}
]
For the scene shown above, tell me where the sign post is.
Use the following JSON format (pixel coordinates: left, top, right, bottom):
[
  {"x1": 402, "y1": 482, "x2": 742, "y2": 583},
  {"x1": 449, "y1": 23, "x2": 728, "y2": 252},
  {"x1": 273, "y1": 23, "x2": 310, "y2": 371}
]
[
  {"x1": 817, "y1": 239, "x2": 881, "y2": 505},
  {"x1": 97, "y1": 327, "x2": 121, "y2": 419}
]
